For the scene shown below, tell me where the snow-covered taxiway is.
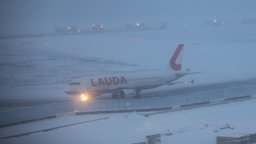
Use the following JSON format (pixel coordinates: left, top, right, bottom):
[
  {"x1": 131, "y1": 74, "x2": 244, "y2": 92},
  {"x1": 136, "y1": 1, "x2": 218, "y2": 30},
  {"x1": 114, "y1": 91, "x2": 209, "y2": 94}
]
[{"x1": 1, "y1": 98, "x2": 256, "y2": 144}]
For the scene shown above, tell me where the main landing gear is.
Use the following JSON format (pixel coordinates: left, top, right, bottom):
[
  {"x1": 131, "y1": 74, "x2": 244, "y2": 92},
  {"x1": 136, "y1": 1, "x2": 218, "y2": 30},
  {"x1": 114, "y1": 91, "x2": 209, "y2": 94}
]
[
  {"x1": 111, "y1": 89, "x2": 141, "y2": 99},
  {"x1": 112, "y1": 90, "x2": 125, "y2": 99}
]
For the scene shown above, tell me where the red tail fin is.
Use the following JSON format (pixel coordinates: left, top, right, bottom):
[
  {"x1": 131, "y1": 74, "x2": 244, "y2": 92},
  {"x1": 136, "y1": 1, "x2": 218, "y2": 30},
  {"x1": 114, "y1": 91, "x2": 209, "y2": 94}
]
[{"x1": 169, "y1": 44, "x2": 184, "y2": 71}]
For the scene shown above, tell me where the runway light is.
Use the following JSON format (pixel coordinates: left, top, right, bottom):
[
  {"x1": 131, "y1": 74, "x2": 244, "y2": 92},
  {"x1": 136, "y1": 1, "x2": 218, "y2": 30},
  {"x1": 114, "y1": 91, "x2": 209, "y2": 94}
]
[{"x1": 80, "y1": 93, "x2": 89, "y2": 102}]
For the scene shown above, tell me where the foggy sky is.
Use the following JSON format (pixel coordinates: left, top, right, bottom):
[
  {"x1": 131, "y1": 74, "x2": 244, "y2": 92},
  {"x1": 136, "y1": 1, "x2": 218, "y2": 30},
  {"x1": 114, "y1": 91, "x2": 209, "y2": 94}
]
[{"x1": 1, "y1": 0, "x2": 256, "y2": 34}]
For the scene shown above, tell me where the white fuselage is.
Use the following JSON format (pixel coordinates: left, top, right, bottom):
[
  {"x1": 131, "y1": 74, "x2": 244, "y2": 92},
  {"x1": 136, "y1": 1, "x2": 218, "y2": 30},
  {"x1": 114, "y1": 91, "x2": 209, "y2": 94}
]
[{"x1": 65, "y1": 70, "x2": 184, "y2": 96}]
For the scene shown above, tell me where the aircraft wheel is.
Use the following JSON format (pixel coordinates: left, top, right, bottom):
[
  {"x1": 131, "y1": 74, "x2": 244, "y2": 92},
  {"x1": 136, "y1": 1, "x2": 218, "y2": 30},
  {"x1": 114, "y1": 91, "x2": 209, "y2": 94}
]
[
  {"x1": 112, "y1": 90, "x2": 125, "y2": 99},
  {"x1": 112, "y1": 92, "x2": 119, "y2": 99},
  {"x1": 119, "y1": 90, "x2": 125, "y2": 98},
  {"x1": 135, "y1": 89, "x2": 141, "y2": 98}
]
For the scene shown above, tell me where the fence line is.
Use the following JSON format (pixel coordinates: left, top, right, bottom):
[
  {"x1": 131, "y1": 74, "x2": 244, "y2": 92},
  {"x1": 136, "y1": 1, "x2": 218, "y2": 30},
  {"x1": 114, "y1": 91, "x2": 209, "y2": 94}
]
[{"x1": 1, "y1": 85, "x2": 256, "y2": 127}]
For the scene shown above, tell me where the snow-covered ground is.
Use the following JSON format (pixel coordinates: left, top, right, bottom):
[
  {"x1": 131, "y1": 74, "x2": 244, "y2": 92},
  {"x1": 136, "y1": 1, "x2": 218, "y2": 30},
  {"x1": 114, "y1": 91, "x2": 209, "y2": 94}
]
[
  {"x1": 1, "y1": 99, "x2": 256, "y2": 144},
  {"x1": 1, "y1": 22, "x2": 256, "y2": 100}
]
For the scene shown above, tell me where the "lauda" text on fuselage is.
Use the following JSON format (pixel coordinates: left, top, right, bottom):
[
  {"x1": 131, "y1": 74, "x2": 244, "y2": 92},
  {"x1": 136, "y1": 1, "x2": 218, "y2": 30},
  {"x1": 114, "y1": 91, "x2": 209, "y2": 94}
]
[{"x1": 90, "y1": 76, "x2": 127, "y2": 86}]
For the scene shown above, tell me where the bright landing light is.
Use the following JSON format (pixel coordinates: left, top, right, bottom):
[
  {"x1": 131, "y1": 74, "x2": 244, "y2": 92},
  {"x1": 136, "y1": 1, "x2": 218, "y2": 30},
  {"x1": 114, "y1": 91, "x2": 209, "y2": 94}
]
[{"x1": 80, "y1": 93, "x2": 90, "y2": 102}]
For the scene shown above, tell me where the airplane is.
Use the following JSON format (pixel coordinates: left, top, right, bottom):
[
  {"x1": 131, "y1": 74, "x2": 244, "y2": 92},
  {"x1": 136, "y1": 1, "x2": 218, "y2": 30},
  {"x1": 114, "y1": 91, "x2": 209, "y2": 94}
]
[{"x1": 65, "y1": 44, "x2": 196, "y2": 101}]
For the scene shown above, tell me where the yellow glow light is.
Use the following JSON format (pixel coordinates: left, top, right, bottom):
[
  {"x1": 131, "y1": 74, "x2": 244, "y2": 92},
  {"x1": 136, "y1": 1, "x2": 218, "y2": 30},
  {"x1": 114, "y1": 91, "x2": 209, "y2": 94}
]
[{"x1": 80, "y1": 93, "x2": 89, "y2": 102}]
